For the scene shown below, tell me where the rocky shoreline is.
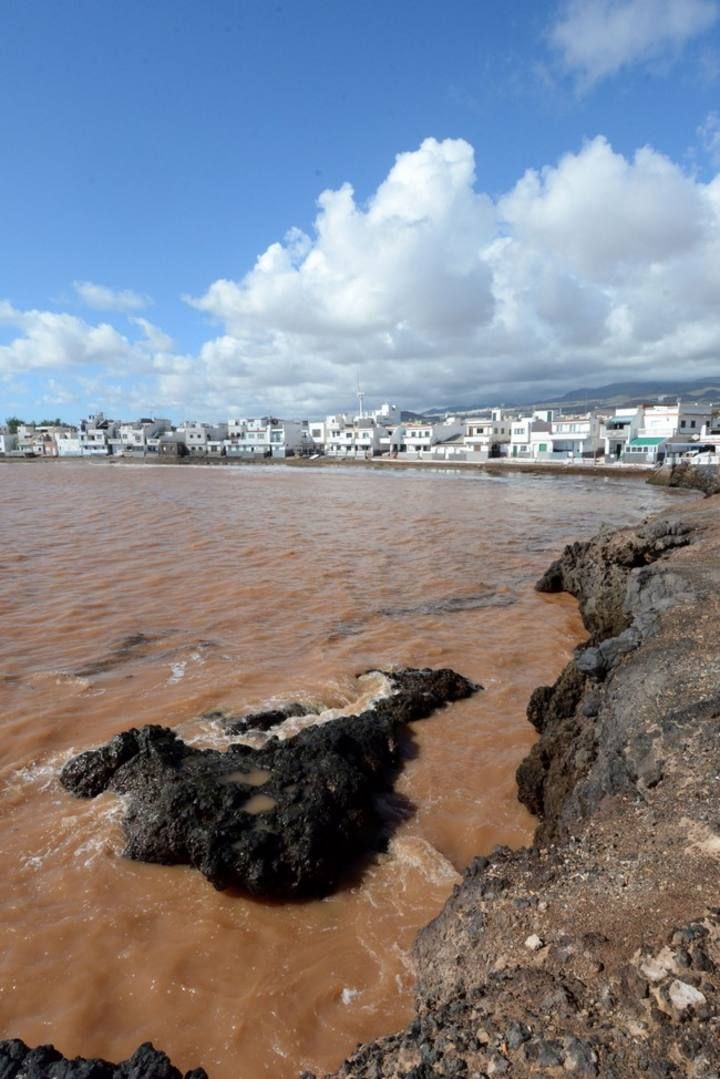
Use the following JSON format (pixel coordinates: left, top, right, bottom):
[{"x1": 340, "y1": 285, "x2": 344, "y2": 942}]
[{"x1": 310, "y1": 493, "x2": 720, "y2": 1077}]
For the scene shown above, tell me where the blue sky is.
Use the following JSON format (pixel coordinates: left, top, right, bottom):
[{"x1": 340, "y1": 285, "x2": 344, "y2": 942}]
[{"x1": 2, "y1": 0, "x2": 720, "y2": 422}]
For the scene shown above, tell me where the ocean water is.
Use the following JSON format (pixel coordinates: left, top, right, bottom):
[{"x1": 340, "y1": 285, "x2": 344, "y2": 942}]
[{"x1": 0, "y1": 461, "x2": 688, "y2": 1076}]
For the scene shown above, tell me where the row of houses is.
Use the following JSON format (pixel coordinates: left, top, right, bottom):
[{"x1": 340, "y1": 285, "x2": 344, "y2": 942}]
[{"x1": 2, "y1": 400, "x2": 718, "y2": 464}]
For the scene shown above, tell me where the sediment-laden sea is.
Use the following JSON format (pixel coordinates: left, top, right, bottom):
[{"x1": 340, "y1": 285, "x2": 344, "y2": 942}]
[{"x1": 0, "y1": 462, "x2": 691, "y2": 1077}]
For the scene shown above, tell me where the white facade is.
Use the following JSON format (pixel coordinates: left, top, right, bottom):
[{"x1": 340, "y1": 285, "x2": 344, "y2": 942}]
[
  {"x1": 77, "y1": 413, "x2": 119, "y2": 456},
  {"x1": 326, "y1": 417, "x2": 382, "y2": 457},
  {"x1": 56, "y1": 435, "x2": 83, "y2": 456},
  {"x1": 509, "y1": 417, "x2": 552, "y2": 458},
  {"x1": 604, "y1": 408, "x2": 642, "y2": 460},
  {"x1": 225, "y1": 418, "x2": 306, "y2": 456},
  {"x1": 307, "y1": 420, "x2": 327, "y2": 449},
  {"x1": 119, "y1": 418, "x2": 171, "y2": 452},
  {"x1": 550, "y1": 414, "x2": 604, "y2": 457},
  {"x1": 463, "y1": 410, "x2": 512, "y2": 456},
  {"x1": 0, "y1": 432, "x2": 18, "y2": 454},
  {"x1": 399, "y1": 419, "x2": 463, "y2": 455},
  {"x1": 640, "y1": 402, "x2": 711, "y2": 439}
]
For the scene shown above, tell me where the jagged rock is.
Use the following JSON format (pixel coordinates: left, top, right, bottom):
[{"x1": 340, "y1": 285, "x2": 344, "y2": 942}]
[
  {"x1": 223, "y1": 701, "x2": 316, "y2": 735},
  {"x1": 0, "y1": 1039, "x2": 206, "y2": 1079},
  {"x1": 60, "y1": 667, "x2": 478, "y2": 898}
]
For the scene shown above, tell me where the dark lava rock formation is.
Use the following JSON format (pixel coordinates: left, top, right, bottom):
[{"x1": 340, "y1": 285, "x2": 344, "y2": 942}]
[
  {"x1": 60, "y1": 667, "x2": 478, "y2": 899},
  {"x1": 310, "y1": 495, "x2": 720, "y2": 1077},
  {"x1": 0, "y1": 1039, "x2": 206, "y2": 1078}
]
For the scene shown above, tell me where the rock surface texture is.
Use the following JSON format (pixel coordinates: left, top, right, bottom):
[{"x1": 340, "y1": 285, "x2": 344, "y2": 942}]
[
  {"x1": 0, "y1": 1039, "x2": 207, "y2": 1078},
  {"x1": 648, "y1": 462, "x2": 720, "y2": 497},
  {"x1": 60, "y1": 667, "x2": 478, "y2": 899},
  {"x1": 311, "y1": 494, "x2": 720, "y2": 1078}
]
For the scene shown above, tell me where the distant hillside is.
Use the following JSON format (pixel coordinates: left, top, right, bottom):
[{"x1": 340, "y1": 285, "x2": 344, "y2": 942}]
[{"x1": 422, "y1": 376, "x2": 720, "y2": 416}]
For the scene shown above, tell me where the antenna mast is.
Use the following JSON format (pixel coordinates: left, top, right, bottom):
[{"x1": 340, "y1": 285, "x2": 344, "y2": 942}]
[{"x1": 356, "y1": 380, "x2": 366, "y2": 419}]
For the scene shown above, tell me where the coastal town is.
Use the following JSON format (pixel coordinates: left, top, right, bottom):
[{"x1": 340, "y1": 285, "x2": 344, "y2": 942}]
[{"x1": 2, "y1": 398, "x2": 719, "y2": 467}]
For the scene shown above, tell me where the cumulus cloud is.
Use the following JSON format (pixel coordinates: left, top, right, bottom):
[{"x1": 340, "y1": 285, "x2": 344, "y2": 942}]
[
  {"x1": 5, "y1": 134, "x2": 720, "y2": 416},
  {"x1": 73, "y1": 280, "x2": 151, "y2": 312},
  {"x1": 549, "y1": 0, "x2": 719, "y2": 87},
  {"x1": 0, "y1": 302, "x2": 139, "y2": 375},
  {"x1": 178, "y1": 135, "x2": 720, "y2": 413}
]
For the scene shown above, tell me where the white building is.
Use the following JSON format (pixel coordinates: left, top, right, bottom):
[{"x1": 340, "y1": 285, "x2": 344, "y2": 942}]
[
  {"x1": 119, "y1": 418, "x2": 172, "y2": 453},
  {"x1": 76, "y1": 413, "x2": 119, "y2": 456},
  {"x1": 509, "y1": 415, "x2": 552, "y2": 458},
  {"x1": 622, "y1": 402, "x2": 714, "y2": 464},
  {"x1": 398, "y1": 418, "x2": 463, "y2": 455},
  {"x1": 463, "y1": 409, "x2": 512, "y2": 457},
  {"x1": 550, "y1": 413, "x2": 605, "y2": 457},
  {"x1": 604, "y1": 408, "x2": 642, "y2": 461},
  {"x1": 225, "y1": 418, "x2": 307, "y2": 457},
  {"x1": 0, "y1": 431, "x2": 18, "y2": 454},
  {"x1": 325, "y1": 416, "x2": 382, "y2": 457}
]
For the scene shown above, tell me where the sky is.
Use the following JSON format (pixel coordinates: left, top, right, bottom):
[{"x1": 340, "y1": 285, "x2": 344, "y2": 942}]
[{"x1": 1, "y1": 0, "x2": 720, "y2": 423}]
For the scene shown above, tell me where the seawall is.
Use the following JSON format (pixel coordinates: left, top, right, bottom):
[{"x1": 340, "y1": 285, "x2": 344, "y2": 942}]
[{"x1": 315, "y1": 493, "x2": 720, "y2": 1077}]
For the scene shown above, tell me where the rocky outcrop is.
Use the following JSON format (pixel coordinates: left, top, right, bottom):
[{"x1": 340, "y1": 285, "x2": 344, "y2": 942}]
[
  {"x1": 648, "y1": 461, "x2": 720, "y2": 497},
  {"x1": 312, "y1": 495, "x2": 720, "y2": 1077},
  {"x1": 0, "y1": 1039, "x2": 206, "y2": 1078},
  {"x1": 60, "y1": 668, "x2": 478, "y2": 899}
]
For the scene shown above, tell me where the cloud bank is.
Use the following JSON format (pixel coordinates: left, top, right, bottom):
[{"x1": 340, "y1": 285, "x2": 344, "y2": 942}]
[
  {"x1": 550, "y1": 0, "x2": 719, "y2": 87},
  {"x1": 4, "y1": 134, "x2": 720, "y2": 416}
]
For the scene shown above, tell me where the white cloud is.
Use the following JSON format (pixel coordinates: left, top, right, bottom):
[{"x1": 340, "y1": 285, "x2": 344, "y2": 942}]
[
  {"x1": 0, "y1": 302, "x2": 139, "y2": 375},
  {"x1": 130, "y1": 316, "x2": 175, "y2": 353},
  {"x1": 550, "y1": 0, "x2": 719, "y2": 87},
  {"x1": 5, "y1": 134, "x2": 720, "y2": 416},
  {"x1": 73, "y1": 280, "x2": 151, "y2": 312},
  {"x1": 178, "y1": 135, "x2": 720, "y2": 413}
]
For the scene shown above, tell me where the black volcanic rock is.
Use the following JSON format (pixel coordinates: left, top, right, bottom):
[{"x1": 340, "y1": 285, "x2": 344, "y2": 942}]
[
  {"x1": 224, "y1": 701, "x2": 316, "y2": 735},
  {"x1": 60, "y1": 667, "x2": 479, "y2": 898},
  {"x1": 0, "y1": 1039, "x2": 206, "y2": 1079}
]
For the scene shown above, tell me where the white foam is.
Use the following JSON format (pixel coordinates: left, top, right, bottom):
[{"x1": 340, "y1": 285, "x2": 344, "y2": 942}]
[
  {"x1": 168, "y1": 661, "x2": 186, "y2": 684},
  {"x1": 341, "y1": 986, "x2": 360, "y2": 1006},
  {"x1": 387, "y1": 835, "x2": 461, "y2": 888}
]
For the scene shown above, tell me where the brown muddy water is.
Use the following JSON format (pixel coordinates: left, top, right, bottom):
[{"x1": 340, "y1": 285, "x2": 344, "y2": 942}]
[{"x1": 0, "y1": 462, "x2": 690, "y2": 1077}]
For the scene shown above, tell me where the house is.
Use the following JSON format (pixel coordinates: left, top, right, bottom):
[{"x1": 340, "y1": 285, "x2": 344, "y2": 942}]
[
  {"x1": 77, "y1": 413, "x2": 119, "y2": 455},
  {"x1": 550, "y1": 413, "x2": 605, "y2": 458},
  {"x1": 225, "y1": 417, "x2": 307, "y2": 457},
  {"x1": 16, "y1": 423, "x2": 75, "y2": 456},
  {"x1": 119, "y1": 418, "x2": 172, "y2": 453},
  {"x1": 0, "y1": 430, "x2": 18, "y2": 455},
  {"x1": 398, "y1": 418, "x2": 463, "y2": 456},
  {"x1": 509, "y1": 415, "x2": 552, "y2": 458},
  {"x1": 623, "y1": 437, "x2": 668, "y2": 464},
  {"x1": 463, "y1": 409, "x2": 512, "y2": 457},
  {"x1": 604, "y1": 409, "x2": 642, "y2": 460},
  {"x1": 157, "y1": 435, "x2": 189, "y2": 458},
  {"x1": 325, "y1": 416, "x2": 382, "y2": 457},
  {"x1": 621, "y1": 402, "x2": 713, "y2": 464}
]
